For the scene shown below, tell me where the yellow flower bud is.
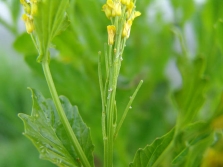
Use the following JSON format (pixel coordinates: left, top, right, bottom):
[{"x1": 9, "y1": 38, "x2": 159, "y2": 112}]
[
  {"x1": 20, "y1": 0, "x2": 31, "y2": 14},
  {"x1": 22, "y1": 14, "x2": 34, "y2": 34},
  {"x1": 130, "y1": 11, "x2": 141, "y2": 21},
  {"x1": 121, "y1": 0, "x2": 130, "y2": 5},
  {"x1": 31, "y1": 2, "x2": 38, "y2": 16},
  {"x1": 107, "y1": 25, "x2": 116, "y2": 45},
  {"x1": 122, "y1": 20, "x2": 132, "y2": 38},
  {"x1": 106, "y1": 0, "x2": 114, "y2": 8},
  {"x1": 102, "y1": 4, "x2": 112, "y2": 19},
  {"x1": 103, "y1": 0, "x2": 122, "y2": 18},
  {"x1": 126, "y1": 1, "x2": 135, "y2": 18},
  {"x1": 114, "y1": 2, "x2": 122, "y2": 16}
]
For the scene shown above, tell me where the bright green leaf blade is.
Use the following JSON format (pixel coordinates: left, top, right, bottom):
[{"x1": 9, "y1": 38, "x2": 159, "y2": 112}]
[
  {"x1": 18, "y1": 89, "x2": 94, "y2": 167},
  {"x1": 129, "y1": 129, "x2": 175, "y2": 167}
]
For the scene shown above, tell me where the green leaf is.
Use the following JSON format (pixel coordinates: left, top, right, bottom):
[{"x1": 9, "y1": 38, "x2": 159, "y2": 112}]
[
  {"x1": 21, "y1": 0, "x2": 70, "y2": 62},
  {"x1": 214, "y1": 19, "x2": 223, "y2": 53},
  {"x1": 129, "y1": 129, "x2": 175, "y2": 167},
  {"x1": 183, "y1": 133, "x2": 214, "y2": 167},
  {"x1": 173, "y1": 56, "x2": 208, "y2": 127},
  {"x1": 13, "y1": 33, "x2": 38, "y2": 56},
  {"x1": 172, "y1": 122, "x2": 213, "y2": 166},
  {"x1": 18, "y1": 89, "x2": 94, "y2": 167}
]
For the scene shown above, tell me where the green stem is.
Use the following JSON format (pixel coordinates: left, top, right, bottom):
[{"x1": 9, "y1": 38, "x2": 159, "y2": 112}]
[
  {"x1": 42, "y1": 61, "x2": 91, "y2": 167},
  {"x1": 114, "y1": 80, "x2": 143, "y2": 139},
  {"x1": 105, "y1": 44, "x2": 115, "y2": 167}
]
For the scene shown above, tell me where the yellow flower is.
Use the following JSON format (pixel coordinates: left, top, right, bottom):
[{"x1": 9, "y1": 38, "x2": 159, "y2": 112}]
[
  {"x1": 122, "y1": 20, "x2": 132, "y2": 38},
  {"x1": 107, "y1": 0, "x2": 114, "y2": 8},
  {"x1": 102, "y1": 4, "x2": 113, "y2": 19},
  {"x1": 20, "y1": 0, "x2": 31, "y2": 14},
  {"x1": 121, "y1": 0, "x2": 130, "y2": 5},
  {"x1": 130, "y1": 11, "x2": 141, "y2": 21},
  {"x1": 103, "y1": 0, "x2": 122, "y2": 18},
  {"x1": 126, "y1": 1, "x2": 135, "y2": 18},
  {"x1": 22, "y1": 14, "x2": 34, "y2": 34},
  {"x1": 107, "y1": 25, "x2": 116, "y2": 45},
  {"x1": 113, "y1": 1, "x2": 122, "y2": 16},
  {"x1": 31, "y1": 2, "x2": 38, "y2": 16}
]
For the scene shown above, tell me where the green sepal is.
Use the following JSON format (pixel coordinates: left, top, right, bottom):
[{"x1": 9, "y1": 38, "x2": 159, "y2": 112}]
[{"x1": 18, "y1": 88, "x2": 94, "y2": 167}]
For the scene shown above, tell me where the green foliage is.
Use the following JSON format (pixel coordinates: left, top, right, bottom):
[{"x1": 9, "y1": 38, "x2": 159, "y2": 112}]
[
  {"x1": 19, "y1": 89, "x2": 94, "y2": 167},
  {"x1": 1, "y1": 0, "x2": 223, "y2": 166},
  {"x1": 129, "y1": 129, "x2": 175, "y2": 167}
]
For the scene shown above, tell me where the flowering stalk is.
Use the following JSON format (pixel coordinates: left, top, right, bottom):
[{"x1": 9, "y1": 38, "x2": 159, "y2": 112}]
[
  {"x1": 20, "y1": 1, "x2": 91, "y2": 166},
  {"x1": 100, "y1": 0, "x2": 142, "y2": 166}
]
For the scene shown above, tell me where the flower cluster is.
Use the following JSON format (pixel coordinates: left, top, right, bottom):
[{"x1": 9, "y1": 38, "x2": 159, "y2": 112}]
[
  {"x1": 20, "y1": 0, "x2": 38, "y2": 34},
  {"x1": 102, "y1": 0, "x2": 141, "y2": 45}
]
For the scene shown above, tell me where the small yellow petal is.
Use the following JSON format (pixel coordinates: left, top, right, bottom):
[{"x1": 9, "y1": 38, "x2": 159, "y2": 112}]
[
  {"x1": 114, "y1": 2, "x2": 122, "y2": 16},
  {"x1": 22, "y1": 14, "x2": 34, "y2": 34},
  {"x1": 102, "y1": 4, "x2": 112, "y2": 19},
  {"x1": 107, "y1": 0, "x2": 114, "y2": 8},
  {"x1": 107, "y1": 25, "x2": 116, "y2": 45},
  {"x1": 121, "y1": 0, "x2": 130, "y2": 5},
  {"x1": 122, "y1": 20, "x2": 132, "y2": 38}
]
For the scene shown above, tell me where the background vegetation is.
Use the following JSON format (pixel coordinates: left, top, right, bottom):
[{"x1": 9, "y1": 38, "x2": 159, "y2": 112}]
[{"x1": 0, "y1": 0, "x2": 223, "y2": 166}]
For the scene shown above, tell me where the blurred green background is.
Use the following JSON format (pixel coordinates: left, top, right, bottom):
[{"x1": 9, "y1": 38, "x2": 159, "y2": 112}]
[{"x1": 0, "y1": 0, "x2": 223, "y2": 166}]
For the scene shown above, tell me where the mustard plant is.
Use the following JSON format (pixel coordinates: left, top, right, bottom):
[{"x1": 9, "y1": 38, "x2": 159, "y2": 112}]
[
  {"x1": 18, "y1": 0, "x2": 142, "y2": 166},
  {"x1": 18, "y1": 0, "x2": 223, "y2": 167}
]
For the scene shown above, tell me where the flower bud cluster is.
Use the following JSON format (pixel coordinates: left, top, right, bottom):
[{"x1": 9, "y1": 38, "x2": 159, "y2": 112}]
[
  {"x1": 102, "y1": 0, "x2": 141, "y2": 45},
  {"x1": 20, "y1": 0, "x2": 38, "y2": 34}
]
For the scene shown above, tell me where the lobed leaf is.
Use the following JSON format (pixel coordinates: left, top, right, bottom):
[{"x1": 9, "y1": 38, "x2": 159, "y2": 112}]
[{"x1": 18, "y1": 89, "x2": 94, "y2": 167}]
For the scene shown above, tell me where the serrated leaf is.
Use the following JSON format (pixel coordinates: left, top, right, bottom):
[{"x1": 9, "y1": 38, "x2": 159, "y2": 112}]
[
  {"x1": 18, "y1": 89, "x2": 94, "y2": 167},
  {"x1": 129, "y1": 129, "x2": 175, "y2": 167}
]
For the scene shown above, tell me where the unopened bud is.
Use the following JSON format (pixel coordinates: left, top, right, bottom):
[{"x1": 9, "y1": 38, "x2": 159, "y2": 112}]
[{"x1": 107, "y1": 25, "x2": 116, "y2": 45}]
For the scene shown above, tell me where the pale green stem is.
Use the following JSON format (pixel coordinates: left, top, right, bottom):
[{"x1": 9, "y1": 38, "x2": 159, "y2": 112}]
[
  {"x1": 42, "y1": 61, "x2": 91, "y2": 167},
  {"x1": 105, "y1": 44, "x2": 115, "y2": 167},
  {"x1": 114, "y1": 80, "x2": 143, "y2": 139},
  {"x1": 98, "y1": 52, "x2": 106, "y2": 139}
]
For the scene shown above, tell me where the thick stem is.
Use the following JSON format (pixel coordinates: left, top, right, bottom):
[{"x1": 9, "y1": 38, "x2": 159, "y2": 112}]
[{"x1": 42, "y1": 61, "x2": 91, "y2": 167}]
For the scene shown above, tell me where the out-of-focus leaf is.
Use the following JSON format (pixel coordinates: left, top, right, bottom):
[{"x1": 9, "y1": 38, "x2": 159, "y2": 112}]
[
  {"x1": 18, "y1": 89, "x2": 94, "y2": 167},
  {"x1": 214, "y1": 19, "x2": 223, "y2": 52},
  {"x1": 183, "y1": 133, "x2": 214, "y2": 167},
  {"x1": 13, "y1": 33, "x2": 38, "y2": 55},
  {"x1": 9, "y1": 0, "x2": 21, "y2": 24},
  {"x1": 129, "y1": 128, "x2": 175, "y2": 167},
  {"x1": 171, "y1": 0, "x2": 195, "y2": 24},
  {"x1": 173, "y1": 56, "x2": 208, "y2": 127},
  {"x1": 172, "y1": 122, "x2": 213, "y2": 166}
]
